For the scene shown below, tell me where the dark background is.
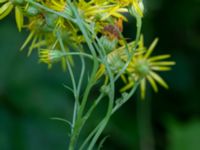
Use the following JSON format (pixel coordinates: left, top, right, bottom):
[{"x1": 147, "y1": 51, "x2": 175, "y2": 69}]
[{"x1": 0, "y1": 0, "x2": 200, "y2": 149}]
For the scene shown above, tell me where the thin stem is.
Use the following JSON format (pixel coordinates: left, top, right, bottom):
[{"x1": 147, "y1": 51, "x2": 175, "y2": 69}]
[
  {"x1": 73, "y1": 52, "x2": 86, "y2": 132},
  {"x1": 137, "y1": 93, "x2": 155, "y2": 150},
  {"x1": 80, "y1": 80, "x2": 140, "y2": 149},
  {"x1": 88, "y1": 94, "x2": 113, "y2": 150},
  {"x1": 63, "y1": 52, "x2": 101, "y2": 62},
  {"x1": 57, "y1": 31, "x2": 80, "y2": 136},
  {"x1": 28, "y1": 0, "x2": 74, "y2": 22},
  {"x1": 77, "y1": 94, "x2": 105, "y2": 150},
  {"x1": 79, "y1": 16, "x2": 142, "y2": 150},
  {"x1": 85, "y1": 40, "x2": 116, "y2": 150},
  {"x1": 57, "y1": 32, "x2": 78, "y2": 98},
  {"x1": 85, "y1": 18, "x2": 142, "y2": 149},
  {"x1": 112, "y1": 81, "x2": 140, "y2": 114},
  {"x1": 66, "y1": 2, "x2": 99, "y2": 149},
  {"x1": 72, "y1": 100, "x2": 78, "y2": 133},
  {"x1": 69, "y1": 0, "x2": 99, "y2": 119},
  {"x1": 114, "y1": 17, "x2": 142, "y2": 82},
  {"x1": 76, "y1": 55, "x2": 85, "y2": 105}
]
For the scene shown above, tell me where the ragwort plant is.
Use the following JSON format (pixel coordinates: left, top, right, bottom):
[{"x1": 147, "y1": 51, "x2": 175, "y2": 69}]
[{"x1": 0, "y1": 0, "x2": 175, "y2": 149}]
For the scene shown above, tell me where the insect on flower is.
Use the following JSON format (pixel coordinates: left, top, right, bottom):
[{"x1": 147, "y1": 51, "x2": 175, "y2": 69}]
[{"x1": 103, "y1": 17, "x2": 123, "y2": 40}]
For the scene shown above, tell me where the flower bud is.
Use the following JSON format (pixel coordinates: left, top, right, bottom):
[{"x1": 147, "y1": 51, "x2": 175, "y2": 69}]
[
  {"x1": 129, "y1": 0, "x2": 144, "y2": 18},
  {"x1": 25, "y1": 5, "x2": 40, "y2": 16},
  {"x1": 100, "y1": 85, "x2": 110, "y2": 95},
  {"x1": 39, "y1": 49, "x2": 66, "y2": 64},
  {"x1": 45, "y1": 13, "x2": 59, "y2": 28},
  {"x1": 99, "y1": 36, "x2": 118, "y2": 53}
]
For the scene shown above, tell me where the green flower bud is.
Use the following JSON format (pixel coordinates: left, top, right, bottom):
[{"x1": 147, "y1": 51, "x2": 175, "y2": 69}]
[
  {"x1": 26, "y1": 5, "x2": 40, "y2": 16},
  {"x1": 39, "y1": 49, "x2": 66, "y2": 64},
  {"x1": 45, "y1": 13, "x2": 59, "y2": 28},
  {"x1": 100, "y1": 85, "x2": 110, "y2": 95},
  {"x1": 99, "y1": 36, "x2": 118, "y2": 53}
]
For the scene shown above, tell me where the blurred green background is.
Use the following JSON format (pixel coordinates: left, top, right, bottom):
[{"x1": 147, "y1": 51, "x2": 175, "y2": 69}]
[{"x1": 0, "y1": 0, "x2": 200, "y2": 149}]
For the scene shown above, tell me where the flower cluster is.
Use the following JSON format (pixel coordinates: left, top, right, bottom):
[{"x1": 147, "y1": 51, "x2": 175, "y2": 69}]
[
  {"x1": 0, "y1": 0, "x2": 174, "y2": 98},
  {"x1": 1, "y1": 0, "x2": 176, "y2": 149}
]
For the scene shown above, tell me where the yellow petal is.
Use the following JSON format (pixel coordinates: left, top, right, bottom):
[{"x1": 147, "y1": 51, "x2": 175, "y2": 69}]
[
  {"x1": 151, "y1": 66, "x2": 172, "y2": 71},
  {"x1": 132, "y1": 0, "x2": 144, "y2": 17},
  {"x1": 0, "y1": 2, "x2": 10, "y2": 14},
  {"x1": 149, "y1": 61, "x2": 176, "y2": 66},
  {"x1": 147, "y1": 75, "x2": 158, "y2": 92},
  {"x1": 120, "y1": 74, "x2": 127, "y2": 83},
  {"x1": 20, "y1": 30, "x2": 35, "y2": 51},
  {"x1": 120, "y1": 81, "x2": 134, "y2": 92},
  {"x1": 150, "y1": 71, "x2": 168, "y2": 89},
  {"x1": 96, "y1": 64, "x2": 105, "y2": 79},
  {"x1": 101, "y1": 5, "x2": 120, "y2": 20},
  {"x1": 28, "y1": 36, "x2": 37, "y2": 56},
  {"x1": 15, "y1": 6, "x2": 24, "y2": 32},
  {"x1": 0, "y1": 2, "x2": 13, "y2": 20},
  {"x1": 144, "y1": 38, "x2": 159, "y2": 58},
  {"x1": 148, "y1": 55, "x2": 171, "y2": 62}
]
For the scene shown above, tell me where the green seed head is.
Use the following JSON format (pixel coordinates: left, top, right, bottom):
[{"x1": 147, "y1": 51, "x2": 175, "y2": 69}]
[{"x1": 135, "y1": 59, "x2": 150, "y2": 77}]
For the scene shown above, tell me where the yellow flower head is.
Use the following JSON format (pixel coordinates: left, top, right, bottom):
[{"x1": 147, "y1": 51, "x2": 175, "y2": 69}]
[
  {"x1": 121, "y1": 38, "x2": 175, "y2": 99},
  {"x1": 131, "y1": 0, "x2": 144, "y2": 17},
  {"x1": 113, "y1": 0, "x2": 144, "y2": 17},
  {"x1": 43, "y1": 0, "x2": 67, "y2": 12},
  {"x1": 77, "y1": 0, "x2": 127, "y2": 23}
]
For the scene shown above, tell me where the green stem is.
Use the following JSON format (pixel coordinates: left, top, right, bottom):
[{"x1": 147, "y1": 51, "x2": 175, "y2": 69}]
[
  {"x1": 28, "y1": 0, "x2": 74, "y2": 22},
  {"x1": 63, "y1": 52, "x2": 101, "y2": 62},
  {"x1": 80, "y1": 81, "x2": 140, "y2": 149},
  {"x1": 114, "y1": 17, "x2": 142, "y2": 81},
  {"x1": 86, "y1": 17, "x2": 142, "y2": 149},
  {"x1": 67, "y1": 2, "x2": 99, "y2": 149},
  {"x1": 112, "y1": 81, "x2": 140, "y2": 114},
  {"x1": 88, "y1": 94, "x2": 114, "y2": 150}
]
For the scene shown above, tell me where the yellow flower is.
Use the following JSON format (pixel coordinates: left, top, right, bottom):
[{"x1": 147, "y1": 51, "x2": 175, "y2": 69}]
[
  {"x1": 112, "y1": 0, "x2": 144, "y2": 17},
  {"x1": 77, "y1": 0, "x2": 127, "y2": 22},
  {"x1": 20, "y1": 15, "x2": 48, "y2": 55},
  {"x1": 121, "y1": 38, "x2": 175, "y2": 99},
  {"x1": 43, "y1": 0, "x2": 67, "y2": 12},
  {"x1": 0, "y1": 0, "x2": 24, "y2": 31},
  {"x1": 131, "y1": 0, "x2": 144, "y2": 17}
]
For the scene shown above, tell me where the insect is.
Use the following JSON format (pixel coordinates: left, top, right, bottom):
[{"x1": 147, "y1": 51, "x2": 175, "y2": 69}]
[{"x1": 103, "y1": 18, "x2": 123, "y2": 40}]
